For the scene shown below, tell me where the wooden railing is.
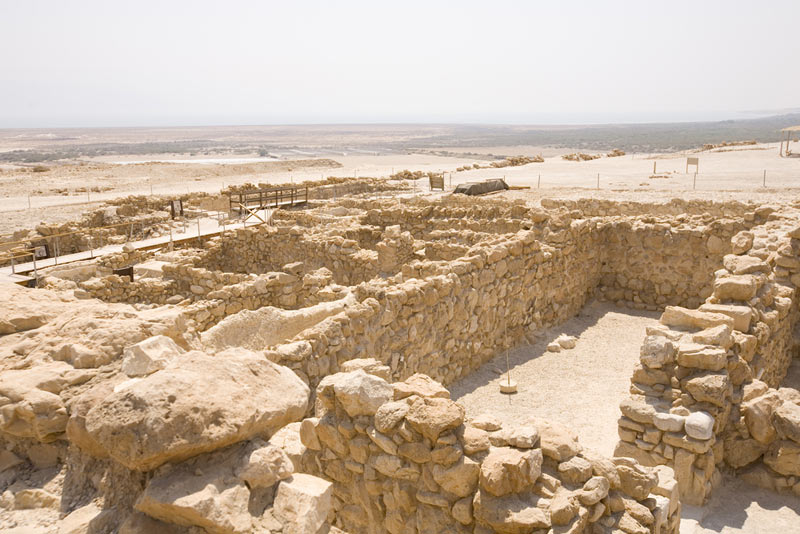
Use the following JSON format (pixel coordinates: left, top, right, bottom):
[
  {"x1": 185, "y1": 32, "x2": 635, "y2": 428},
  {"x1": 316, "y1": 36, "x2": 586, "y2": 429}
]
[{"x1": 228, "y1": 186, "x2": 309, "y2": 214}]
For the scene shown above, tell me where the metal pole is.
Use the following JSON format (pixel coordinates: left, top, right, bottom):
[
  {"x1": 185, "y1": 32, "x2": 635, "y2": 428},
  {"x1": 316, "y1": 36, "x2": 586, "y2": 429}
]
[
  {"x1": 693, "y1": 172, "x2": 697, "y2": 190},
  {"x1": 54, "y1": 236, "x2": 59, "y2": 265},
  {"x1": 538, "y1": 174, "x2": 541, "y2": 188},
  {"x1": 763, "y1": 170, "x2": 766, "y2": 187},
  {"x1": 197, "y1": 218, "x2": 201, "y2": 246},
  {"x1": 10, "y1": 255, "x2": 15, "y2": 275},
  {"x1": 169, "y1": 226, "x2": 173, "y2": 251},
  {"x1": 32, "y1": 252, "x2": 38, "y2": 281},
  {"x1": 596, "y1": 173, "x2": 599, "y2": 189}
]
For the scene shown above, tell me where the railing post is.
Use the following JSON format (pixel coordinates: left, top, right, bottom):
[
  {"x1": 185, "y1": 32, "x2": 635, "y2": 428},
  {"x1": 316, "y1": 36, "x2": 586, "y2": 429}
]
[
  {"x1": 55, "y1": 236, "x2": 59, "y2": 265},
  {"x1": 10, "y1": 255, "x2": 15, "y2": 275}
]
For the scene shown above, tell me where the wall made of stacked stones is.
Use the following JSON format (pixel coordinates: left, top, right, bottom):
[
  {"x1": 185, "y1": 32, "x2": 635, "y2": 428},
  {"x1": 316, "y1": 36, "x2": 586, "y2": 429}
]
[
  {"x1": 200, "y1": 227, "x2": 380, "y2": 286},
  {"x1": 615, "y1": 215, "x2": 800, "y2": 505},
  {"x1": 279, "y1": 222, "x2": 604, "y2": 392},
  {"x1": 596, "y1": 218, "x2": 750, "y2": 310},
  {"x1": 540, "y1": 198, "x2": 763, "y2": 219},
  {"x1": 298, "y1": 370, "x2": 680, "y2": 534}
]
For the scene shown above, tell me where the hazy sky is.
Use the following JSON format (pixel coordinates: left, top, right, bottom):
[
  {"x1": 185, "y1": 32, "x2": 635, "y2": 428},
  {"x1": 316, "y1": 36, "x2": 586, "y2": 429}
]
[{"x1": 1, "y1": 0, "x2": 798, "y2": 128}]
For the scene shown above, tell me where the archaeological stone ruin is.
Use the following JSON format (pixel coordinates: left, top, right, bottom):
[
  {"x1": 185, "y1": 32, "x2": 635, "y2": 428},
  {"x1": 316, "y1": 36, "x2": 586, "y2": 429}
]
[{"x1": 2, "y1": 193, "x2": 800, "y2": 533}]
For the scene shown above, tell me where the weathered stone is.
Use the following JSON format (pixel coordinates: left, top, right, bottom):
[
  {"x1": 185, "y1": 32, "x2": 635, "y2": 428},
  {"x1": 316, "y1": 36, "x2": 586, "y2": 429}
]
[
  {"x1": 405, "y1": 397, "x2": 465, "y2": 441},
  {"x1": 236, "y1": 441, "x2": 294, "y2": 488},
  {"x1": 432, "y1": 456, "x2": 480, "y2": 497},
  {"x1": 121, "y1": 335, "x2": 184, "y2": 377},
  {"x1": 394, "y1": 373, "x2": 449, "y2": 400},
  {"x1": 713, "y1": 275, "x2": 757, "y2": 301},
  {"x1": 729, "y1": 232, "x2": 754, "y2": 255},
  {"x1": 273, "y1": 474, "x2": 333, "y2": 534},
  {"x1": 557, "y1": 455, "x2": 593, "y2": 485},
  {"x1": 549, "y1": 489, "x2": 579, "y2": 525},
  {"x1": 613, "y1": 457, "x2": 658, "y2": 500},
  {"x1": 578, "y1": 476, "x2": 610, "y2": 505},
  {"x1": 340, "y1": 357, "x2": 391, "y2": 380},
  {"x1": 685, "y1": 372, "x2": 731, "y2": 407},
  {"x1": 772, "y1": 401, "x2": 800, "y2": 443},
  {"x1": 451, "y1": 496, "x2": 473, "y2": 525},
  {"x1": 661, "y1": 306, "x2": 733, "y2": 330},
  {"x1": 473, "y1": 490, "x2": 551, "y2": 533},
  {"x1": 639, "y1": 335, "x2": 674, "y2": 369},
  {"x1": 691, "y1": 324, "x2": 733, "y2": 349},
  {"x1": 653, "y1": 412, "x2": 685, "y2": 432},
  {"x1": 675, "y1": 343, "x2": 727, "y2": 371},
  {"x1": 556, "y1": 334, "x2": 578, "y2": 349},
  {"x1": 323, "y1": 370, "x2": 393, "y2": 417},
  {"x1": 723, "y1": 434, "x2": 767, "y2": 468},
  {"x1": 471, "y1": 414, "x2": 502, "y2": 432},
  {"x1": 136, "y1": 443, "x2": 253, "y2": 534},
  {"x1": 743, "y1": 391, "x2": 781, "y2": 444},
  {"x1": 684, "y1": 411, "x2": 715, "y2": 441},
  {"x1": 461, "y1": 425, "x2": 491, "y2": 455},
  {"x1": 763, "y1": 440, "x2": 800, "y2": 477},
  {"x1": 84, "y1": 349, "x2": 309, "y2": 470},
  {"x1": 529, "y1": 418, "x2": 581, "y2": 461},
  {"x1": 374, "y1": 401, "x2": 410, "y2": 433},
  {"x1": 698, "y1": 303, "x2": 752, "y2": 332},
  {"x1": 479, "y1": 447, "x2": 542, "y2": 496}
]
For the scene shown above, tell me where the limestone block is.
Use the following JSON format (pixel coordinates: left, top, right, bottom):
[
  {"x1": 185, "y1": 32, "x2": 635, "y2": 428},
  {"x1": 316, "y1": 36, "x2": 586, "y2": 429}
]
[
  {"x1": 473, "y1": 490, "x2": 551, "y2": 533},
  {"x1": 340, "y1": 358, "x2": 391, "y2": 380},
  {"x1": 406, "y1": 397, "x2": 465, "y2": 441},
  {"x1": 556, "y1": 334, "x2": 578, "y2": 349},
  {"x1": 273, "y1": 474, "x2": 333, "y2": 534},
  {"x1": 394, "y1": 373, "x2": 450, "y2": 400},
  {"x1": 432, "y1": 456, "x2": 480, "y2": 497},
  {"x1": 528, "y1": 417, "x2": 581, "y2": 462},
  {"x1": 136, "y1": 444, "x2": 254, "y2": 534},
  {"x1": 743, "y1": 391, "x2": 781, "y2": 444},
  {"x1": 685, "y1": 372, "x2": 731, "y2": 407},
  {"x1": 660, "y1": 306, "x2": 733, "y2": 330},
  {"x1": 713, "y1": 275, "x2": 758, "y2": 301},
  {"x1": 772, "y1": 401, "x2": 800, "y2": 443},
  {"x1": 698, "y1": 303, "x2": 752, "y2": 332},
  {"x1": 480, "y1": 446, "x2": 543, "y2": 496},
  {"x1": 236, "y1": 441, "x2": 294, "y2": 488},
  {"x1": 613, "y1": 457, "x2": 658, "y2": 500},
  {"x1": 323, "y1": 370, "x2": 393, "y2": 417},
  {"x1": 121, "y1": 335, "x2": 184, "y2": 377},
  {"x1": 374, "y1": 401, "x2": 410, "y2": 433},
  {"x1": 684, "y1": 411, "x2": 714, "y2": 441},
  {"x1": 85, "y1": 349, "x2": 309, "y2": 470}
]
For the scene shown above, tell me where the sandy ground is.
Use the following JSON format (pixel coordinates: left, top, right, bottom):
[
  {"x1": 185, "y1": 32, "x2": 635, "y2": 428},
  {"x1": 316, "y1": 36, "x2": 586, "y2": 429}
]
[
  {"x1": 681, "y1": 475, "x2": 800, "y2": 533},
  {"x1": 450, "y1": 301, "x2": 660, "y2": 458},
  {"x1": 2, "y1": 141, "x2": 798, "y2": 236}
]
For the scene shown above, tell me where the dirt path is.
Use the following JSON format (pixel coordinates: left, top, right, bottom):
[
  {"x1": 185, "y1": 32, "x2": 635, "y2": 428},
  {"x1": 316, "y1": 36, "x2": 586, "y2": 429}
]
[{"x1": 450, "y1": 300, "x2": 660, "y2": 457}]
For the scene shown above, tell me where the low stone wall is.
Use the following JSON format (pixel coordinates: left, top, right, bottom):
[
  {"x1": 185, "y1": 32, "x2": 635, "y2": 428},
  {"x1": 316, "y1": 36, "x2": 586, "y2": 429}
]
[
  {"x1": 540, "y1": 198, "x2": 767, "y2": 219},
  {"x1": 299, "y1": 369, "x2": 681, "y2": 534},
  {"x1": 734, "y1": 385, "x2": 800, "y2": 495},
  {"x1": 615, "y1": 216, "x2": 800, "y2": 505},
  {"x1": 277, "y1": 222, "x2": 603, "y2": 390},
  {"x1": 596, "y1": 218, "x2": 750, "y2": 310},
  {"x1": 201, "y1": 226, "x2": 381, "y2": 285}
]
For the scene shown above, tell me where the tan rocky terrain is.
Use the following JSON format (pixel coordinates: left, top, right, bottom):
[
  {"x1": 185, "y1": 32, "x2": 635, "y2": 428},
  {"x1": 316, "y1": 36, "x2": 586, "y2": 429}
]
[{"x1": 1, "y1": 148, "x2": 800, "y2": 534}]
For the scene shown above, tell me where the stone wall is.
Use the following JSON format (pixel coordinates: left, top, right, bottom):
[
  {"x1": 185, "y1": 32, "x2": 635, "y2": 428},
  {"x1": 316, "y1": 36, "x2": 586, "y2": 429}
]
[
  {"x1": 299, "y1": 369, "x2": 681, "y2": 534},
  {"x1": 540, "y1": 198, "x2": 770, "y2": 220},
  {"x1": 272, "y1": 221, "x2": 603, "y2": 390},
  {"x1": 615, "y1": 217, "x2": 800, "y2": 505},
  {"x1": 596, "y1": 217, "x2": 750, "y2": 310}
]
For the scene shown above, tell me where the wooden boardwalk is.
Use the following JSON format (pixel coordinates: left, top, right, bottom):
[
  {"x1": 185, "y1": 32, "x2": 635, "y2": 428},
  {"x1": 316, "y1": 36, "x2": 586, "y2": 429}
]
[
  {"x1": 229, "y1": 186, "x2": 308, "y2": 215},
  {"x1": 0, "y1": 216, "x2": 250, "y2": 286}
]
